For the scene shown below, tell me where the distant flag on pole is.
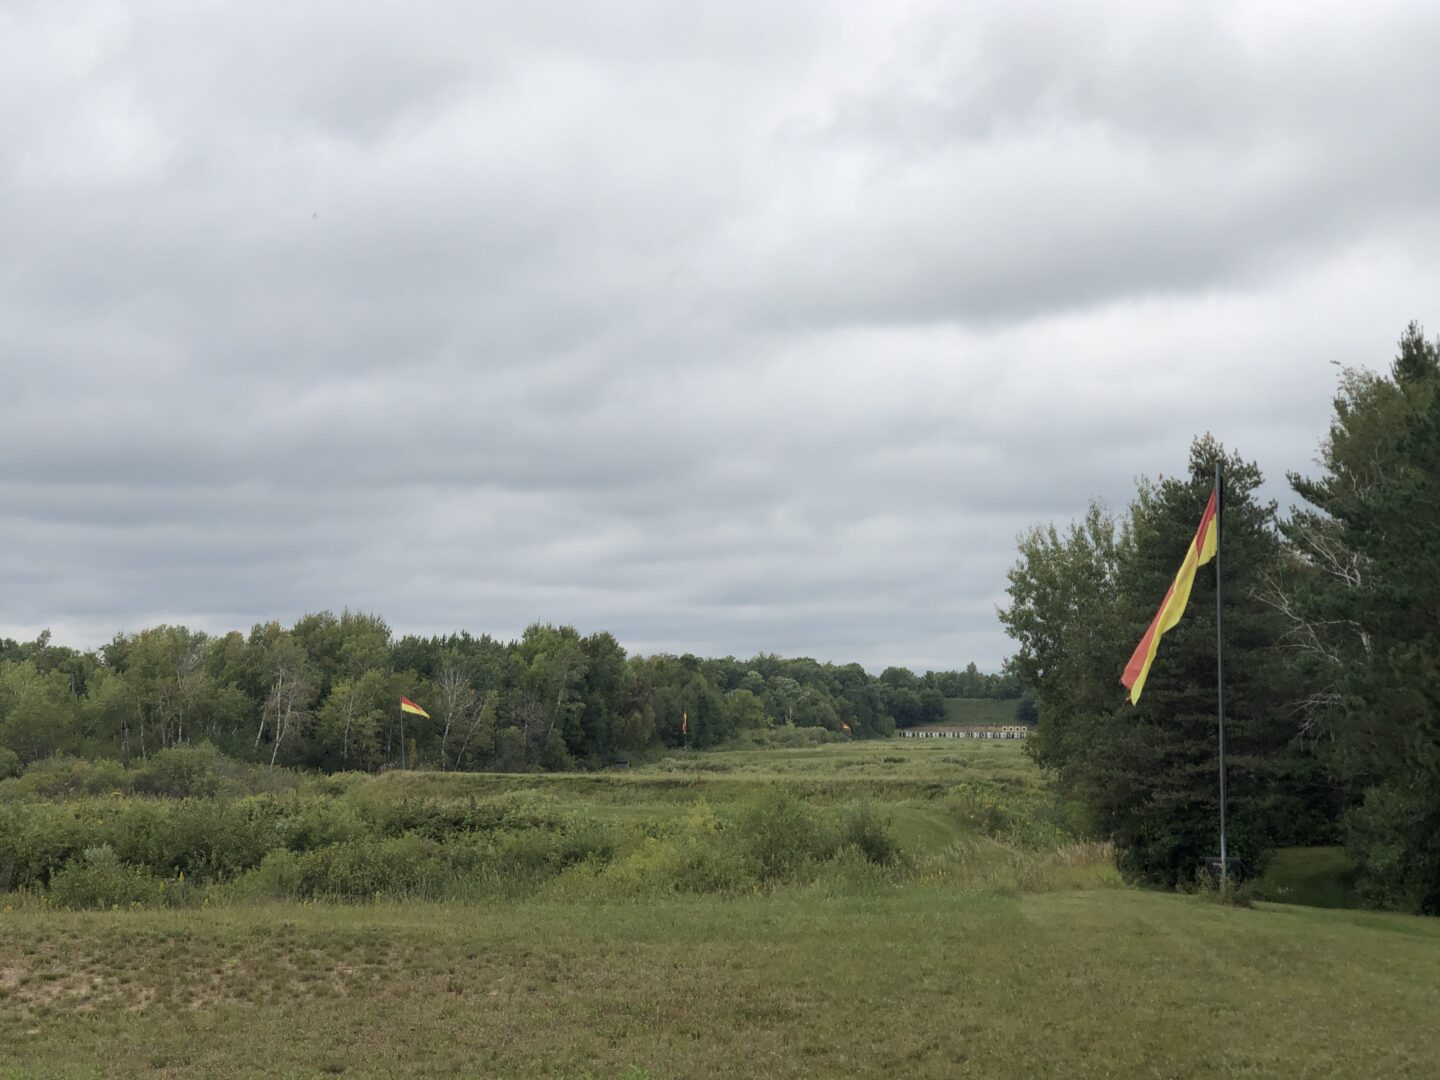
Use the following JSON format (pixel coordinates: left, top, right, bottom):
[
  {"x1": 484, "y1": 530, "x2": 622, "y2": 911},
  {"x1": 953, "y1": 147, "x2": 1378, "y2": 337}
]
[
  {"x1": 1121, "y1": 488, "x2": 1220, "y2": 705},
  {"x1": 399, "y1": 696, "x2": 430, "y2": 719}
]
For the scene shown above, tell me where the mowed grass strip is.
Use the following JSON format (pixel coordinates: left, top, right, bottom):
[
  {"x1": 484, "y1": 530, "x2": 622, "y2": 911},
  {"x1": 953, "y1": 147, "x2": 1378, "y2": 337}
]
[{"x1": 3, "y1": 887, "x2": 1438, "y2": 1079}]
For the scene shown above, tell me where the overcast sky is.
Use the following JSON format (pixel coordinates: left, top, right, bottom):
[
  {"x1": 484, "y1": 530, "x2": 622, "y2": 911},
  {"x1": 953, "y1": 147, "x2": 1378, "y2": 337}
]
[{"x1": 3, "y1": 1, "x2": 1439, "y2": 671}]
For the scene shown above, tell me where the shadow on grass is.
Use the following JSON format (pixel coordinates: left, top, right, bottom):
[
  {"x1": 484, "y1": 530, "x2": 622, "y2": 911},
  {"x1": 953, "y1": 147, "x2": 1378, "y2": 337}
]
[{"x1": 1256, "y1": 846, "x2": 1362, "y2": 910}]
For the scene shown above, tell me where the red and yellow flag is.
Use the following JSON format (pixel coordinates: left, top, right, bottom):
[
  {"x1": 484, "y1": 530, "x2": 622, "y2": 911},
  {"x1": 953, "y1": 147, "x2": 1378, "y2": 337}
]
[
  {"x1": 1121, "y1": 488, "x2": 1220, "y2": 705},
  {"x1": 399, "y1": 696, "x2": 430, "y2": 719}
]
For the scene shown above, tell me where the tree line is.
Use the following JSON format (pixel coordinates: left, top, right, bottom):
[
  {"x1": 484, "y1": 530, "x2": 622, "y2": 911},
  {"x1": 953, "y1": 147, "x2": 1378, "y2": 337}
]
[
  {"x1": 0, "y1": 620, "x2": 1020, "y2": 776},
  {"x1": 1001, "y1": 323, "x2": 1440, "y2": 913}
]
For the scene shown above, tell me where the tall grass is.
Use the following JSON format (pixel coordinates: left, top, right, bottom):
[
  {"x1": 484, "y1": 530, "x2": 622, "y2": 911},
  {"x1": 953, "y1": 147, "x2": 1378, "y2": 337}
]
[{"x1": 2, "y1": 740, "x2": 1105, "y2": 909}]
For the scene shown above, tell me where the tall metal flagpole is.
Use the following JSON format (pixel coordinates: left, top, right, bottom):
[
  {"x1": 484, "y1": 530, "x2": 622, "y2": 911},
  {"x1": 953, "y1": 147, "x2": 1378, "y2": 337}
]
[{"x1": 1214, "y1": 461, "x2": 1229, "y2": 881}]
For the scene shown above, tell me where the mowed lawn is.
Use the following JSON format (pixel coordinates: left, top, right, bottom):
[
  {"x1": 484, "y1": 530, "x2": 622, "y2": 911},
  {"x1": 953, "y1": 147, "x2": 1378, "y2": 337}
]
[{"x1": 3, "y1": 886, "x2": 1439, "y2": 1079}]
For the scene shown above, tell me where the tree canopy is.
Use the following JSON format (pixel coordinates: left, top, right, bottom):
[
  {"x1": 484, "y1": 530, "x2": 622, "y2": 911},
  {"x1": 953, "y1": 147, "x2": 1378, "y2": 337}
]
[
  {"x1": 1278, "y1": 323, "x2": 1440, "y2": 911},
  {"x1": 1002, "y1": 438, "x2": 1317, "y2": 885},
  {"x1": 1004, "y1": 323, "x2": 1440, "y2": 911},
  {"x1": 0, "y1": 620, "x2": 1016, "y2": 776}
]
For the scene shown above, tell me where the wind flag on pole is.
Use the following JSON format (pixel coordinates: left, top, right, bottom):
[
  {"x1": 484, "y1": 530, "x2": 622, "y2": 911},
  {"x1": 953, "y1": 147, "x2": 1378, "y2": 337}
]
[
  {"x1": 1121, "y1": 488, "x2": 1220, "y2": 705},
  {"x1": 399, "y1": 696, "x2": 430, "y2": 719}
]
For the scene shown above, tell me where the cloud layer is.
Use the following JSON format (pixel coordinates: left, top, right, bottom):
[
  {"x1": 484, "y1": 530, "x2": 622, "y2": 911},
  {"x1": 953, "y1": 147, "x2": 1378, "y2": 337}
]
[{"x1": 4, "y1": 1, "x2": 1440, "y2": 669}]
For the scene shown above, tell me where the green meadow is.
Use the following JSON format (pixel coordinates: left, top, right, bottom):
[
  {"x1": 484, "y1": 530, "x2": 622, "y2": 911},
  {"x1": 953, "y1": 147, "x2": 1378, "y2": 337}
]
[
  {"x1": 3, "y1": 741, "x2": 1438, "y2": 1078},
  {"x1": 941, "y1": 697, "x2": 1022, "y2": 726}
]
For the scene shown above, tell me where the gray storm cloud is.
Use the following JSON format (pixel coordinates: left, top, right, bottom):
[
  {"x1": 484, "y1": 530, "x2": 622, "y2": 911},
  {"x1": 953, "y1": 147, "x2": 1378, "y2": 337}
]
[{"x1": 3, "y1": 0, "x2": 1440, "y2": 669}]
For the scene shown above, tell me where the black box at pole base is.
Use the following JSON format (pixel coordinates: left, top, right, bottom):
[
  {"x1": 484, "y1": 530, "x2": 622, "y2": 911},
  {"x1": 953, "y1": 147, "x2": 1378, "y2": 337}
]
[{"x1": 1203, "y1": 857, "x2": 1246, "y2": 884}]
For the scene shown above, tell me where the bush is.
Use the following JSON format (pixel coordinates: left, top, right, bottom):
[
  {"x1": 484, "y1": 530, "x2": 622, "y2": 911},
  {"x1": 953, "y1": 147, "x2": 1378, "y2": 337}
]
[
  {"x1": 0, "y1": 747, "x2": 21, "y2": 779},
  {"x1": 232, "y1": 849, "x2": 303, "y2": 900},
  {"x1": 162, "y1": 874, "x2": 203, "y2": 908},
  {"x1": 838, "y1": 802, "x2": 901, "y2": 866},
  {"x1": 735, "y1": 787, "x2": 838, "y2": 883},
  {"x1": 241, "y1": 836, "x2": 454, "y2": 901},
  {"x1": 49, "y1": 846, "x2": 165, "y2": 910},
  {"x1": 1014, "y1": 842, "x2": 1123, "y2": 893},
  {"x1": 7, "y1": 756, "x2": 130, "y2": 798},
  {"x1": 946, "y1": 787, "x2": 1013, "y2": 837},
  {"x1": 654, "y1": 757, "x2": 733, "y2": 774},
  {"x1": 310, "y1": 772, "x2": 367, "y2": 797},
  {"x1": 5, "y1": 802, "x2": 94, "y2": 887},
  {"x1": 19, "y1": 796, "x2": 275, "y2": 885},
  {"x1": 365, "y1": 791, "x2": 566, "y2": 840},
  {"x1": 1346, "y1": 783, "x2": 1440, "y2": 913},
  {"x1": 599, "y1": 803, "x2": 750, "y2": 896},
  {"x1": 493, "y1": 818, "x2": 617, "y2": 876},
  {"x1": 809, "y1": 844, "x2": 900, "y2": 894},
  {"x1": 130, "y1": 798, "x2": 275, "y2": 881},
  {"x1": 132, "y1": 743, "x2": 226, "y2": 797},
  {"x1": 299, "y1": 836, "x2": 444, "y2": 899},
  {"x1": 1188, "y1": 866, "x2": 1258, "y2": 908},
  {"x1": 104, "y1": 799, "x2": 172, "y2": 871},
  {"x1": 268, "y1": 795, "x2": 367, "y2": 852},
  {"x1": 234, "y1": 833, "x2": 475, "y2": 902},
  {"x1": 602, "y1": 833, "x2": 749, "y2": 896},
  {"x1": 740, "y1": 726, "x2": 839, "y2": 750}
]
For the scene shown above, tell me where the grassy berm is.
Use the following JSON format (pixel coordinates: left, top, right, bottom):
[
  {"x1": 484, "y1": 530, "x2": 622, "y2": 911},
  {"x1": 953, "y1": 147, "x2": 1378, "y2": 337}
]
[{"x1": 2, "y1": 741, "x2": 1438, "y2": 1078}]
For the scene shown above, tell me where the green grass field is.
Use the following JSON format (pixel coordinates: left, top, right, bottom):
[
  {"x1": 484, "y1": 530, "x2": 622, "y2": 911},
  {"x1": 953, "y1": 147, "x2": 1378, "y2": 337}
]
[
  {"x1": 942, "y1": 697, "x2": 1021, "y2": 725},
  {"x1": 1257, "y1": 846, "x2": 1363, "y2": 909},
  {"x1": 3, "y1": 740, "x2": 1436, "y2": 1078}
]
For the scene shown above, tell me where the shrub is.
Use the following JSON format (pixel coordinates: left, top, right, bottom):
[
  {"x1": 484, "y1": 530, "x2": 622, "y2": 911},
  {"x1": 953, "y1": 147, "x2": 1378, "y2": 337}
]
[
  {"x1": 946, "y1": 787, "x2": 1013, "y2": 837},
  {"x1": 126, "y1": 798, "x2": 275, "y2": 881},
  {"x1": 48, "y1": 846, "x2": 165, "y2": 910},
  {"x1": 1187, "y1": 865, "x2": 1258, "y2": 908},
  {"x1": 232, "y1": 849, "x2": 303, "y2": 901},
  {"x1": 310, "y1": 772, "x2": 366, "y2": 797},
  {"x1": 809, "y1": 843, "x2": 900, "y2": 894},
  {"x1": 493, "y1": 818, "x2": 617, "y2": 877},
  {"x1": 603, "y1": 833, "x2": 749, "y2": 896},
  {"x1": 838, "y1": 801, "x2": 901, "y2": 866},
  {"x1": 1014, "y1": 842, "x2": 1123, "y2": 893},
  {"x1": 363, "y1": 790, "x2": 567, "y2": 840},
  {"x1": 9, "y1": 756, "x2": 130, "y2": 798},
  {"x1": 162, "y1": 874, "x2": 202, "y2": 908},
  {"x1": 20, "y1": 796, "x2": 276, "y2": 885},
  {"x1": 730, "y1": 725, "x2": 839, "y2": 750},
  {"x1": 6, "y1": 803, "x2": 94, "y2": 887},
  {"x1": 132, "y1": 743, "x2": 226, "y2": 797},
  {"x1": 269, "y1": 795, "x2": 367, "y2": 852},
  {"x1": 599, "y1": 803, "x2": 750, "y2": 896},
  {"x1": 0, "y1": 747, "x2": 21, "y2": 779},
  {"x1": 735, "y1": 787, "x2": 838, "y2": 883},
  {"x1": 299, "y1": 837, "x2": 431, "y2": 899},
  {"x1": 1345, "y1": 783, "x2": 1438, "y2": 913},
  {"x1": 241, "y1": 836, "x2": 454, "y2": 901},
  {"x1": 654, "y1": 758, "x2": 733, "y2": 774},
  {"x1": 105, "y1": 798, "x2": 272, "y2": 880},
  {"x1": 104, "y1": 799, "x2": 173, "y2": 871}
]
